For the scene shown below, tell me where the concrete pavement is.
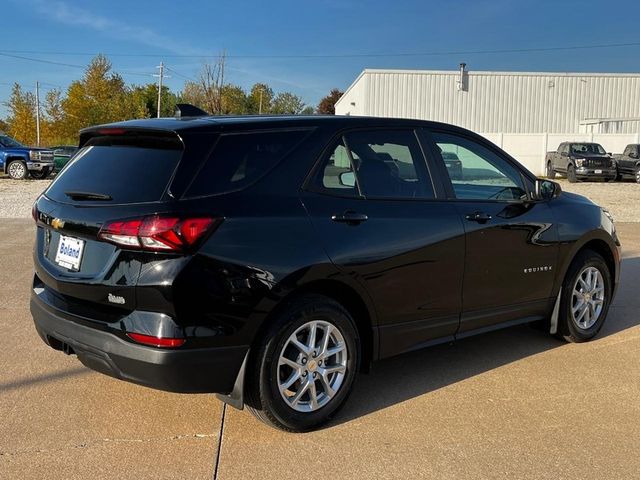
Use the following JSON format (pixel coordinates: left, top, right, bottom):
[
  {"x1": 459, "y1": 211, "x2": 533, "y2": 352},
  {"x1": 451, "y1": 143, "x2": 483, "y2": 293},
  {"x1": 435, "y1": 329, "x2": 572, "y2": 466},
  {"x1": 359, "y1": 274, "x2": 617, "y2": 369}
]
[{"x1": 1, "y1": 219, "x2": 639, "y2": 479}]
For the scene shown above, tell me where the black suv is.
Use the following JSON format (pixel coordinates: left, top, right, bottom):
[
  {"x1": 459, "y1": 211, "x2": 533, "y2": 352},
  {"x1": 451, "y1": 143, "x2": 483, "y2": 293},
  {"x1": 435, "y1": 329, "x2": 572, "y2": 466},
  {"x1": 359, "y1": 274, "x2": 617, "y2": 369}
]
[{"x1": 31, "y1": 114, "x2": 621, "y2": 432}]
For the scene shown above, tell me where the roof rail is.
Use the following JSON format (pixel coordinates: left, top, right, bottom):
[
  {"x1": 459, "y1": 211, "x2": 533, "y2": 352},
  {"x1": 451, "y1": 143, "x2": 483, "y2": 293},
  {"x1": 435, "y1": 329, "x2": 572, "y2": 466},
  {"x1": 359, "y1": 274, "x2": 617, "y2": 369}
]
[{"x1": 174, "y1": 103, "x2": 209, "y2": 118}]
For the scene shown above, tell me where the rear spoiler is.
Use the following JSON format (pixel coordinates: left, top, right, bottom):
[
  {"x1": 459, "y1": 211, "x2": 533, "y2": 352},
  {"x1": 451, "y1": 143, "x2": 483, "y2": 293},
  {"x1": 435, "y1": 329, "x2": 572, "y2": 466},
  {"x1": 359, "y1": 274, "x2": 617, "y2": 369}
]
[{"x1": 174, "y1": 103, "x2": 209, "y2": 118}]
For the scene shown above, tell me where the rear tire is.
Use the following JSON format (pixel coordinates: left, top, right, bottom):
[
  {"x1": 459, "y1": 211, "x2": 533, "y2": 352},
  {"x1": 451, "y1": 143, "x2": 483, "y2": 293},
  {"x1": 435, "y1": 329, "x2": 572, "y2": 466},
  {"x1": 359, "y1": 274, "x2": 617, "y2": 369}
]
[
  {"x1": 245, "y1": 294, "x2": 360, "y2": 432},
  {"x1": 557, "y1": 250, "x2": 611, "y2": 343},
  {"x1": 546, "y1": 161, "x2": 556, "y2": 179},
  {"x1": 567, "y1": 164, "x2": 577, "y2": 183},
  {"x1": 7, "y1": 160, "x2": 28, "y2": 180},
  {"x1": 635, "y1": 167, "x2": 640, "y2": 184}
]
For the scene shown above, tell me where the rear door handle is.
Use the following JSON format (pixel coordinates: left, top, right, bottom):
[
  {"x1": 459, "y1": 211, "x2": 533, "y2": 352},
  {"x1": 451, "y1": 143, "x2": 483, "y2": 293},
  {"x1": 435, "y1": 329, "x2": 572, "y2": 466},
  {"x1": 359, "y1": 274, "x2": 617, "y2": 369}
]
[
  {"x1": 331, "y1": 211, "x2": 369, "y2": 225},
  {"x1": 465, "y1": 211, "x2": 492, "y2": 224}
]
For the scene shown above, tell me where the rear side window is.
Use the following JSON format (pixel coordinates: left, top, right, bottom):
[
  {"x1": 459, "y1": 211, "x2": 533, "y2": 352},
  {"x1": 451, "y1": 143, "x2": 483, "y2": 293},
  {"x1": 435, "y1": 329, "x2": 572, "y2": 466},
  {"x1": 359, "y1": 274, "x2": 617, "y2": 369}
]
[
  {"x1": 185, "y1": 130, "x2": 309, "y2": 198},
  {"x1": 45, "y1": 134, "x2": 182, "y2": 204}
]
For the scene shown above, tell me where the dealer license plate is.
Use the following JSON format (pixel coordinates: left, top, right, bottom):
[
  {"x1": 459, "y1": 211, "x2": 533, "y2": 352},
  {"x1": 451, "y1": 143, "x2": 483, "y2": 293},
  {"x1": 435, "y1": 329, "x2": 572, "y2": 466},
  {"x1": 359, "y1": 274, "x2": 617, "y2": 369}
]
[
  {"x1": 54, "y1": 235, "x2": 85, "y2": 271},
  {"x1": 594, "y1": 169, "x2": 603, "y2": 174}
]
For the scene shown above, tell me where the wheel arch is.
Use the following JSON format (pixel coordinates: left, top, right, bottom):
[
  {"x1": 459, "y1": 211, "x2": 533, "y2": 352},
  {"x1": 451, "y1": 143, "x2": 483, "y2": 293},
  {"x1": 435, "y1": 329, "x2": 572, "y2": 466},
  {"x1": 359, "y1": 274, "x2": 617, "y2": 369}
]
[
  {"x1": 553, "y1": 233, "x2": 619, "y2": 300},
  {"x1": 253, "y1": 278, "x2": 377, "y2": 372},
  {"x1": 4, "y1": 156, "x2": 27, "y2": 174}
]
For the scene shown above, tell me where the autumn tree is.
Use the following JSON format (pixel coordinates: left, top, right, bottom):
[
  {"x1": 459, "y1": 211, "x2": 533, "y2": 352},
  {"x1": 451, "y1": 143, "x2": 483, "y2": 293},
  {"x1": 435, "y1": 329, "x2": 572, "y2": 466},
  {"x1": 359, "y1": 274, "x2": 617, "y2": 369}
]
[
  {"x1": 60, "y1": 54, "x2": 146, "y2": 140},
  {"x1": 5, "y1": 83, "x2": 37, "y2": 145},
  {"x1": 317, "y1": 88, "x2": 344, "y2": 115}
]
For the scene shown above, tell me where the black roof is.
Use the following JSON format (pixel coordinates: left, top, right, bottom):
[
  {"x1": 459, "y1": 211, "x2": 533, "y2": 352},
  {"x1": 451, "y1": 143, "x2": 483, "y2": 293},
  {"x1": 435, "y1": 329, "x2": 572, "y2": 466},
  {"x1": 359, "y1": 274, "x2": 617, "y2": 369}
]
[{"x1": 80, "y1": 114, "x2": 457, "y2": 135}]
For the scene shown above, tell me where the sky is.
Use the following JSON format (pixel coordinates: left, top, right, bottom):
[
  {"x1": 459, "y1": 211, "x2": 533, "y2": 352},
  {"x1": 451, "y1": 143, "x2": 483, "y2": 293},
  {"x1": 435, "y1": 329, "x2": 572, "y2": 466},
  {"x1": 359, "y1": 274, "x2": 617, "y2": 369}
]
[{"x1": 2, "y1": 0, "x2": 640, "y2": 118}]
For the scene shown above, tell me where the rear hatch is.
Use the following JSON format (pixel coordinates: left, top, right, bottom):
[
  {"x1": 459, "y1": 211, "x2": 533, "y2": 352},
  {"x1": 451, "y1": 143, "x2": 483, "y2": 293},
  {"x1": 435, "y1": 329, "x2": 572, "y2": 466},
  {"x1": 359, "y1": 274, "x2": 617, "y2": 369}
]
[{"x1": 33, "y1": 129, "x2": 188, "y2": 320}]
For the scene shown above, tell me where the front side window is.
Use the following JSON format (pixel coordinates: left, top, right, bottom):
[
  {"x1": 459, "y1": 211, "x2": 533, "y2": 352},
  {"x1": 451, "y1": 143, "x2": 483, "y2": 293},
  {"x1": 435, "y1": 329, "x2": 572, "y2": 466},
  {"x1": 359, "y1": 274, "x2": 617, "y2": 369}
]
[
  {"x1": 433, "y1": 132, "x2": 527, "y2": 201},
  {"x1": 312, "y1": 129, "x2": 434, "y2": 199}
]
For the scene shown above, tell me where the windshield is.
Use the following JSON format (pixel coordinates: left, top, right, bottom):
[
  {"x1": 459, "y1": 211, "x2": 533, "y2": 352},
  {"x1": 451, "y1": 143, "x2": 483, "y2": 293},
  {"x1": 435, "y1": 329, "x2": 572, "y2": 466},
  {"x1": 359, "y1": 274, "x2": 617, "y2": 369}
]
[
  {"x1": 0, "y1": 135, "x2": 25, "y2": 148},
  {"x1": 571, "y1": 143, "x2": 606, "y2": 155}
]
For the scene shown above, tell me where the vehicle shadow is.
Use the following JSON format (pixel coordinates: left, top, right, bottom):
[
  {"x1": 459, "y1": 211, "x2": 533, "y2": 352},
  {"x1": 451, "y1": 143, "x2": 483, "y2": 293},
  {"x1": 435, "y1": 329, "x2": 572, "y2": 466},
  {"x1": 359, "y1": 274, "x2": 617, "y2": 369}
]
[
  {"x1": 0, "y1": 366, "x2": 89, "y2": 394},
  {"x1": 332, "y1": 255, "x2": 640, "y2": 428}
]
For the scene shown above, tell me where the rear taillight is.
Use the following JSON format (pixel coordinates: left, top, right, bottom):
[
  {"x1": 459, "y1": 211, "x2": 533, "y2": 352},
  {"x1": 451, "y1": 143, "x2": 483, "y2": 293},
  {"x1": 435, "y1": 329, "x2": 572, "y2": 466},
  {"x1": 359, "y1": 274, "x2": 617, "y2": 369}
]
[{"x1": 98, "y1": 215, "x2": 221, "y2": 252}]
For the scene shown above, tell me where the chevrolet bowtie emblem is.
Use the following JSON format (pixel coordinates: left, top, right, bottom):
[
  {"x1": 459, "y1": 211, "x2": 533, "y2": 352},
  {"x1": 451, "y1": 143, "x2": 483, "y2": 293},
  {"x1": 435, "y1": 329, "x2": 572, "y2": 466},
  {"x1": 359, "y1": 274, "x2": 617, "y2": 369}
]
[{"x1": 51, "y1": 218, "x2": 65, "y2": 230}]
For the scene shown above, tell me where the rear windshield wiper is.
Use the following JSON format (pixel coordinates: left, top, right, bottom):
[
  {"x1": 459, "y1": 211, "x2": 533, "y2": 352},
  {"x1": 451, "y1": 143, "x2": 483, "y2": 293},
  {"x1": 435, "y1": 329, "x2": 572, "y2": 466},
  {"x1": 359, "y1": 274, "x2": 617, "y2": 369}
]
[{"x1": 64, "y1": 191, "x2": 113, "y2": 201}]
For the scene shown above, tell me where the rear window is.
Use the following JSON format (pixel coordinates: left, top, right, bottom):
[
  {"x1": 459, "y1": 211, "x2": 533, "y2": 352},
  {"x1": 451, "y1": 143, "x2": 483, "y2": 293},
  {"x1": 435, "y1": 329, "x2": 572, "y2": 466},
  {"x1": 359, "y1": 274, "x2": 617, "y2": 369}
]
[
  {"x1": 45, "y1": 134, "x2": 182, "y2": 204},
  {"x1": 185, "y1": 129, "x2": 309, "y2": 198}
]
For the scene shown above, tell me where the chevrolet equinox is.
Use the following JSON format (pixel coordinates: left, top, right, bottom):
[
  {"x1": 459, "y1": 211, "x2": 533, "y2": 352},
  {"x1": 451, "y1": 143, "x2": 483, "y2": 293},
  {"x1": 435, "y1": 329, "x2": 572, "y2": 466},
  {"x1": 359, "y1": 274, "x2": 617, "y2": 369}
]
[{"x1": 31, "y1": 112, "x2": 621, "y2": 432}]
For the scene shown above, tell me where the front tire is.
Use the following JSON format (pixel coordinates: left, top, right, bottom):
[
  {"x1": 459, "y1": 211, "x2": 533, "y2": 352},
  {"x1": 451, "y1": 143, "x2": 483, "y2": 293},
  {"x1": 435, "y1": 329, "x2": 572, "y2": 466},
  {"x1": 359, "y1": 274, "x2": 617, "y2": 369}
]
[
  {"x1": 635, "y1": 167, "x2": 640, "y2": 184},
  {"x1": 567, "y1": 164, "x2": 577, "y2": 183},
  {"x1": 245, "y1": 294, "x2": 360, "y2": 432},
  {"x1": 558, "y1": 250, "x2": 611, "y2": 343},
  {"x1": 7, "y1": 160, "x2": 28, "y2": 180}
]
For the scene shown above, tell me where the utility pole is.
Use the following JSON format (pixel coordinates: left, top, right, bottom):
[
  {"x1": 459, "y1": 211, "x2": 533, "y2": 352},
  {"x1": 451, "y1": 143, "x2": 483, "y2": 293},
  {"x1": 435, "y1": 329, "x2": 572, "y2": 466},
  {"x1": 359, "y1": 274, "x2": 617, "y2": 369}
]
[
  {"x1": 259, "y1": 87, "x2": 263, "y2": 115},
  {"x1": 153, "y1": 62, "x2": 170, "y2": 118},
  {"x1": 35, "y1": 81, "x2": 41, "y2": 146}
]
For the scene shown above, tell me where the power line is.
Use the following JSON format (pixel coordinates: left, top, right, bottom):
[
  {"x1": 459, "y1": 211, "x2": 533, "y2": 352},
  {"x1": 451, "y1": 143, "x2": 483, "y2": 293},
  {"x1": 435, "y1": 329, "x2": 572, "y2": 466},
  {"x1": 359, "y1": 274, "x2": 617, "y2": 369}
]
[
  {"x1": 165, "y1": 66, "x2": 196, "y2": 82},
  {"x1": 1, "y1": 41, "x2": 640, "y2": 59},
  {"x1": 0, "y1": 52, "x2": 154, "y2": 78}
]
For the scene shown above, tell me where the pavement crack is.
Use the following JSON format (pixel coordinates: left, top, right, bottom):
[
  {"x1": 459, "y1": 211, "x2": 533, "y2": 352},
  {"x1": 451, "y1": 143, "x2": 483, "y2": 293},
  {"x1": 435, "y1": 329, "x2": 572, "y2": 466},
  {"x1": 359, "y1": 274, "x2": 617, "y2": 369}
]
[{"x1": 213, "y1": 403, "x2": 227, "y2": 480}]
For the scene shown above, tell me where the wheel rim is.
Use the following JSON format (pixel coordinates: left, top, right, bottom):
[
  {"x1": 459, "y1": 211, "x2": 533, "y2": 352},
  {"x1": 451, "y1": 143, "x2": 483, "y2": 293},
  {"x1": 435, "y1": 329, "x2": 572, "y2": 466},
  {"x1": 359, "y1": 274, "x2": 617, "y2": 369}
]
[
  {"x1": 571, "y1": 266, "x2": 605, "y2": 330},
  {"x1": 277, "y1": 320, "x2": 348, "y2": 413},
  {"x1": 547, "y1": 163, "x2": 552, "y2": 176},
  {"x1": 636, "y1": 169, "x2": 640, "y2": 183},
  {"x1": 9, "y1": 162, "x2": 25, "y2": 178}
]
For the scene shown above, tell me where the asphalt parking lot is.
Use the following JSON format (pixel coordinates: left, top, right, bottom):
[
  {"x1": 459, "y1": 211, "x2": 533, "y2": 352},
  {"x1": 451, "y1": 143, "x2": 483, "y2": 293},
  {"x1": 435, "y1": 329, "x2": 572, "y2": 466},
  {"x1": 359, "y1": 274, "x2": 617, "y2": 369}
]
[{"x1": 1, "y1": 197, "x2": 639, "y2": 479}]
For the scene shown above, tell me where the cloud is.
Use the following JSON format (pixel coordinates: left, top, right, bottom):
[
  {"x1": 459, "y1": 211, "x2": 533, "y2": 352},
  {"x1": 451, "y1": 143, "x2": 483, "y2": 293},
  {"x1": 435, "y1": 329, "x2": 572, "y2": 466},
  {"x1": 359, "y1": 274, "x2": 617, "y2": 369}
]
[{"x1": 24, "y1": 0, "x2": 208, "y2": 56}]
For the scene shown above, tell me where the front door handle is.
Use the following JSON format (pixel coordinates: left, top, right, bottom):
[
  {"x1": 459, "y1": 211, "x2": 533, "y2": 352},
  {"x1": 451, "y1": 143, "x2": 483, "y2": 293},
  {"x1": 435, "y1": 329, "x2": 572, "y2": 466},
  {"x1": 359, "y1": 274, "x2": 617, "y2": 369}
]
[
  {"x1": 465, "y1": 211, "x2": 492, "y2": 224},
  {"x1": 331, "y1": 211, "x2": 369, "y2": 225}
]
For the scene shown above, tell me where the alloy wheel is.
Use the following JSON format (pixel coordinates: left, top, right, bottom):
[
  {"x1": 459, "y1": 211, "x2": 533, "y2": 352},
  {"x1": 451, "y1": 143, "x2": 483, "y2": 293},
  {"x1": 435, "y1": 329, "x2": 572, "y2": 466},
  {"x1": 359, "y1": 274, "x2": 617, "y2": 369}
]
[
  {"x1": 571, "y1": 266, "x2": 605, "y2": 330},
  {"x1": 8, "y1": 162, "x2": 26, "y2": 179},
  {"x1": 277, "y1": 320, "x2": 348, "y2": 413}
]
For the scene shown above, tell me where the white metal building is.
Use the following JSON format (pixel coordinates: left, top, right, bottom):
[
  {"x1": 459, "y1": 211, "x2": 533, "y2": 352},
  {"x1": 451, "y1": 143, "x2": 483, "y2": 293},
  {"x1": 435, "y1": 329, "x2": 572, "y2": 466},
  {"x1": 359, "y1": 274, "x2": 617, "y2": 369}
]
[{"x1": 335, "y1": 67, "x2": 640, "y2": 134}]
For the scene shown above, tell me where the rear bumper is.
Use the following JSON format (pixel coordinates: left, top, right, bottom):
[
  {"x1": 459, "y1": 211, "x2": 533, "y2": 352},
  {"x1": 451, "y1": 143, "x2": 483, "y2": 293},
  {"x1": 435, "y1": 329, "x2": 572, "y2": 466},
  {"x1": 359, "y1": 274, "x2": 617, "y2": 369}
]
[{"x1": 30, "y1": 290, "x2": 248, "y2": 394}]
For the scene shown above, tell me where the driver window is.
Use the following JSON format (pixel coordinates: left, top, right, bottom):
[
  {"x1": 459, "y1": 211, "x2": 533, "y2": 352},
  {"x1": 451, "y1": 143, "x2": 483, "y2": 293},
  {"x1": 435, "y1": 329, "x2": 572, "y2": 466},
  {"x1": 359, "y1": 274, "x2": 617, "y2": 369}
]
[{"x1": 433, "y1": 132, "x2": 527, "y2": 201}]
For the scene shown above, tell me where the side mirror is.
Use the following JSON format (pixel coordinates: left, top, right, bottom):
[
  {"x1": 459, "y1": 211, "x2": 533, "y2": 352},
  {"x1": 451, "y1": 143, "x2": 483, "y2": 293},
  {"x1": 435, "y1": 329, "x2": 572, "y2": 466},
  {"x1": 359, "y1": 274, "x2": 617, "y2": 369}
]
[
  {"x1": 561, "y1": 151, "x2": 568, "y2": 157},
  {"x1": 535, "y1": 179, "x2": 561, "y2": 201},
  {"x1": 338, "y1": 171, "x2": 356, "y2": 187},
  {"x1": 630, "y1": 152, "x2": 638, "y2": 159},
  {"x1": 607, "y1": 152, "x2": 613, "y2": 156}
]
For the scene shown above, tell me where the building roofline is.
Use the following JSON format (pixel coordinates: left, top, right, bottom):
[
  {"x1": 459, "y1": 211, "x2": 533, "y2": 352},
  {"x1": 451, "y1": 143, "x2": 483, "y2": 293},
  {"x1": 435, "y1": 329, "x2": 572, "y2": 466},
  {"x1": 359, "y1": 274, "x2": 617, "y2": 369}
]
[
  {"x1": 360, "y1": 68, "x2": 640, "y2": 78},
  {"x1": 334, "y1": 69, "x2": 367, "y2": 109}
]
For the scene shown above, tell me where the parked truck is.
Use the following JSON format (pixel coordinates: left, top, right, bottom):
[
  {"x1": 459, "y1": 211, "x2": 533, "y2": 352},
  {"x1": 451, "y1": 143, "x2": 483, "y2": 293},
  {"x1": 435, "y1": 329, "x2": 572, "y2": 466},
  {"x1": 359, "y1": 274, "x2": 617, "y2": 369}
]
[
  {"x1": 0, "y1": 133, "x2": 54, "y2": 180},
  {"x1": 613, "y1": 144, "x2": 640, "y2": 183},
  {"x1": 546, "y1": 142, "x2": 617, "y2": 183}
]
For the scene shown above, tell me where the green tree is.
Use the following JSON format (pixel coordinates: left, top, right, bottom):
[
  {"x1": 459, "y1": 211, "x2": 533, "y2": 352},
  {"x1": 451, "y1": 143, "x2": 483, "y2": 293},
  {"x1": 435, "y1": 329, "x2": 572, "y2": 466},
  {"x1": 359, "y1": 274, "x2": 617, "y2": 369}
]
[
  {"x1": 317, "y1": 88, "x2": 344, "y2": 115},
  {"x1": 221, "y1": 84, "x2": 248, "y2": 114},
  {"x1": 248, "y1": 83, "x2": 273, "y2": 114},
  {"x1": 5, "y1": 83, "x2": 37, "y2": 145},
  {"x1": 271, "y1": 92, "x2": 307, "y2": 114},
  {"x1": 132, "y1": 83, "x2": 177, "y2": 118}
]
